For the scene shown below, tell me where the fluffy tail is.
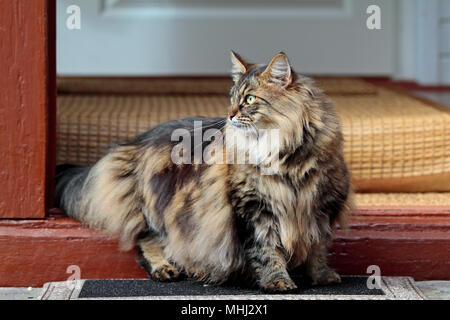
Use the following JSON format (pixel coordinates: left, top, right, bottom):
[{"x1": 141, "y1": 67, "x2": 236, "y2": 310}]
[
  {"x1": 53, "y1": 158, "x2": 147, "y2": 250},
  {"x1": 54, "y1": 164, "x2": 90, "y2": 220}
]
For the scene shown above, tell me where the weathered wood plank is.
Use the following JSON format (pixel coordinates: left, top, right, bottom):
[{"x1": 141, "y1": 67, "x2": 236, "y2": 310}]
[{"x1": 0, "y1": 0, "x2": 56, "y2": 218}]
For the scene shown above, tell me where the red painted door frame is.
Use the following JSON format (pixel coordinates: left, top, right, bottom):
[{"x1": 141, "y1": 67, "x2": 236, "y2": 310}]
[{"x1": 0, "y1": 0, "x2": 56, "y2": 218}]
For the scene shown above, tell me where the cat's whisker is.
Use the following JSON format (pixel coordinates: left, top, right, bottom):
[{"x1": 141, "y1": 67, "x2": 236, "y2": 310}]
[
  {"x1": 191, "y1": 127, "x2": 225, "y2": 158},
  {"x1": 185, "y1": 119, "x2": 227, "y2": 133},
  {"x1": 249, "y1": 123, "x2": 260, "y2": 140}
]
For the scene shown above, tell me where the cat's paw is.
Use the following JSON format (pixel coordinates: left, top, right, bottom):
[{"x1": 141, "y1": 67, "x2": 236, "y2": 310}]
[
  {"x1": 310, "y1": 269, "x2": 341, "y2": 286},
  {"x1": 151, "y1": 265, "x2": 181, "y2": 282},
  {"x1": 262, "y1": 278, "x2": 298, "y2": 293}
]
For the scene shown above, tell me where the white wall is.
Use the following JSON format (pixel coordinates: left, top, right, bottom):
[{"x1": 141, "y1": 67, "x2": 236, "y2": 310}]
[
  {"x1": 395, "y1": 0, "x2": 450, "y2": 85},
  {"x1": 57, "y1": 0, "x2": 395, "y2": 76},
  {"x1": 393, "y1": 0, "x2": 416, "y2": 81},
  {"x1": 57, "y1": 0, "x2": 449, "y2": 84},
  {"x1": 440, "y1": 0, "x2": 450, "y2": 83}
]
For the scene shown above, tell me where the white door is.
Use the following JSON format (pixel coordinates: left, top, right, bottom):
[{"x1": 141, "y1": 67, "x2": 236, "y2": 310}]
[{"x1": 57, "y1": 0, "x2": 394, "y2": 76}]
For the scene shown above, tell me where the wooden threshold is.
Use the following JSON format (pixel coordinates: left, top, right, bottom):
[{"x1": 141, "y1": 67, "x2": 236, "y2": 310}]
[{"x1": 0, "y1": 207, "x2": 448, "y2": 287}]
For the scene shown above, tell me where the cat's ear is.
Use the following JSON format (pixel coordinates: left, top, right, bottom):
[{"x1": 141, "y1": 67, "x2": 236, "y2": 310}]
[
  {"x1": 230, "y1": 51, "x2": 249, "y2": 82},
  {"x1": 261, "y1": 52, "x2": 293, "y2": 88}
]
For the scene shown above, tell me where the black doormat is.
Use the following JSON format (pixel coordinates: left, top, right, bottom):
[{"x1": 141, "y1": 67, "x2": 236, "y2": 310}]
[{"x1": 78, "y1": 276, "x2": 384, "y2": 298}]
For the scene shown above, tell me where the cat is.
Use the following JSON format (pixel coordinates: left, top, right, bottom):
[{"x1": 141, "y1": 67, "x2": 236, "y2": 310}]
[{"x1": 54, "y1": 52, "x2": 352, "y2": 293}]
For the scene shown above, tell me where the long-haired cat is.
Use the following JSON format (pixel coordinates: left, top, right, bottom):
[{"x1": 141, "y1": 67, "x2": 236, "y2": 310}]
[{"x1": 55, "y1": 52, "x2": 352, "y2": 292}]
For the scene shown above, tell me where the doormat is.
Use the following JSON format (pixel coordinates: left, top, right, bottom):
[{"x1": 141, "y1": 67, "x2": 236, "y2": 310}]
[{"x1": 39, "y1": 276, "x2": 426, "y2": 300}]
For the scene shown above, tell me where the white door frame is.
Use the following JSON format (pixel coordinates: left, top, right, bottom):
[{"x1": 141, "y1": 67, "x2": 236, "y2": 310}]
[
  {"x1": 415, "y1": 0, "x2": 440, "y2": 84},
  {"x1": 394, "y1": 0, "x2": 448, "y2": 85}
]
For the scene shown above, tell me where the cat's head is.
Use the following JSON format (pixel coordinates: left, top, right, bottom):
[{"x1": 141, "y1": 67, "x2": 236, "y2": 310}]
[{"x1": 228, "y1": 52, "x2": 318, "y2": 139}]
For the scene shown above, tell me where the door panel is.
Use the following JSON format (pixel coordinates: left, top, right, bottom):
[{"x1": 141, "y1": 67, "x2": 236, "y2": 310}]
[{"x1": 57, "y1": 0, "x2": 394, "y2": 76}]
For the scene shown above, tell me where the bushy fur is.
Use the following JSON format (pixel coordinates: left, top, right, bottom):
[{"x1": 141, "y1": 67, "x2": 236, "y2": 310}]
[{"x1": 55, "y1": 52, "x2": 352, "y2": 292}]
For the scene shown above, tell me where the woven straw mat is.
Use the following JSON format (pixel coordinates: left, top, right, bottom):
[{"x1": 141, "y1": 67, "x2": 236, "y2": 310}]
[{"x1": 56, "y1": 78, "x2": 450, "y2": 193}]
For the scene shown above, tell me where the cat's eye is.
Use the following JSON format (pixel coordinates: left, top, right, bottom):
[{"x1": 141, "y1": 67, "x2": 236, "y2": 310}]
[{"x1": 245, "y1": 95, "x2": 256, "y2": 105}]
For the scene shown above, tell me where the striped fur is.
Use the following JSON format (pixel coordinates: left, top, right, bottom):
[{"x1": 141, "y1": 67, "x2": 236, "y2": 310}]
[{"x1": 55, "y1": 53, "x2": 353, "y2": 292}]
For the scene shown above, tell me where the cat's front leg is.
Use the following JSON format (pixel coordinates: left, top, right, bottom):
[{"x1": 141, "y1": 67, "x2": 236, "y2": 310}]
[
  {"x1": 246, "y1": 244, "x2": 297, "y2": 293},
  {"x1": 136, "y1": 236, "x2": 181, "y2": 282},
  {"x1": 305, "y1": 238, "x2": 341, "y2": 286}
]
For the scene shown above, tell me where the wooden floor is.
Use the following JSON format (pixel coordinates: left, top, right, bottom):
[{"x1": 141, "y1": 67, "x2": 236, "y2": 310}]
[
  {"x1": 413, "y1": 91, "x2": 450, "y2": 107},
  {"x1": 366, "y1": 77, "x2": 450, "y2": 107}
]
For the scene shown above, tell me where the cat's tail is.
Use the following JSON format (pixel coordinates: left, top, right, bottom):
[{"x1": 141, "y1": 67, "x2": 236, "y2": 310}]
[
  {"x1": 53, "y1": 156, "x2": 147, "y2": 251},
  {"x1": 54, "y1": 164, "x2": 91, "y2": 221}
]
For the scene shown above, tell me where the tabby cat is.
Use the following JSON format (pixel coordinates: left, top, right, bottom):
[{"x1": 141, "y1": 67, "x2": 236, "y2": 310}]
[{"x1": 55, "y1": 52, "x2": 352, "y2": 292}]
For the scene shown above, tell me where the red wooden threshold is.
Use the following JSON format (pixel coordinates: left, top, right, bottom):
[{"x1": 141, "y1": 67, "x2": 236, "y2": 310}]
[{"x1": 0, "y1": 207, "x2": 448, "y2": 287}]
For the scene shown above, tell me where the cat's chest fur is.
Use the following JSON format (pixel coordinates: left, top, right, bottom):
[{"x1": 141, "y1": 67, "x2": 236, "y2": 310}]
[
  {"x1": 230, "y1": 167, "x2": 317, "y2": 265},
  {"x1": 231, "y1": 171, "x2": 296, "y2": 217}
]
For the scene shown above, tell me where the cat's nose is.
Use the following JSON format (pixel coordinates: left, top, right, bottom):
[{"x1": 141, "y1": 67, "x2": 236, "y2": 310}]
[{"x1": 228, "y1": 106, "x2": 239, "y2": 119}]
